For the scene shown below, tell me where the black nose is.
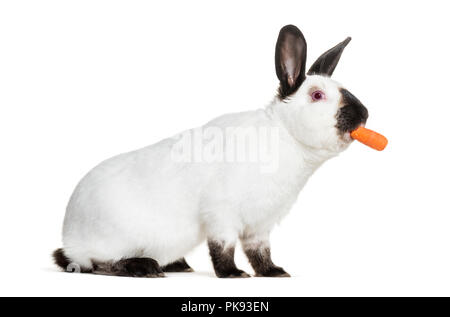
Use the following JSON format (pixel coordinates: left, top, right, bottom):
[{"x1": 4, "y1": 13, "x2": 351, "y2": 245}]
[{"x1": 336, "y1": 88, "x2": 368, "y2": 133}]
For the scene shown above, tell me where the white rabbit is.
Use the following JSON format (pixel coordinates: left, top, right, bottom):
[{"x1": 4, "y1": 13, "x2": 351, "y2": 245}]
[{"x1": 54, "y1": 25, "x2": 368, "y2": 278}]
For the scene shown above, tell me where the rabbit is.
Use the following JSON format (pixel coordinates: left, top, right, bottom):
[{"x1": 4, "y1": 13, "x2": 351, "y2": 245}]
[{"x1": 53, "y1": 24, "x2": 368, "y2": 278}]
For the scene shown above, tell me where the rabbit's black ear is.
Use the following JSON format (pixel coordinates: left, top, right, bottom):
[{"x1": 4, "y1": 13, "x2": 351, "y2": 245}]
[
  {"x1": 307, "y1": 37, "x2": 351, "y2": 77},
  {"x1": 275, "y1": 25, "x2": 307, "y2": 98}
]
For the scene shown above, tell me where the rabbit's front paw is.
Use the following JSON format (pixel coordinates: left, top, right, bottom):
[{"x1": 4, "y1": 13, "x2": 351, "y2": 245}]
[{"x1": 255, "y1": 266, "x2": 290, "y2": 277}]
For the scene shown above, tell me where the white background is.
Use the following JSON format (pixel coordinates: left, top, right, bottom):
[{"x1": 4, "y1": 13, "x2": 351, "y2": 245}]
[{"x1": 1, "y1": 0, "x2": 449, "y2": 296}]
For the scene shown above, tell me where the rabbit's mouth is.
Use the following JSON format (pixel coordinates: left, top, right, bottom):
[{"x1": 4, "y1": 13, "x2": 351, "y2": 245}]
[
  {"x1": 336, "y1": 88, "x2": 368, "y2": 136},
  {"x1": 341, "y1": 131, "x2": 354, "y2": 143}
]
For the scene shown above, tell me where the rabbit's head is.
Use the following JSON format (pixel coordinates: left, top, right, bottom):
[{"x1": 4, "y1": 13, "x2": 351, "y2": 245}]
[{"x1": 273, "y1": 25, "x2": 368, "y2": 153}]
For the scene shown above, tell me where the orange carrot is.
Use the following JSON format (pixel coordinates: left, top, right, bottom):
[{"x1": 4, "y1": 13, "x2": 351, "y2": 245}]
[{"x1": 350, "y1": 127, "x2": 388, "y2": 151}]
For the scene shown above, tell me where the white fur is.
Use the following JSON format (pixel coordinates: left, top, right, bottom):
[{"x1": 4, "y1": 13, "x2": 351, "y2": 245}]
[{"x1": 62, "y1": 75, "x2": 352, "y2": 269}]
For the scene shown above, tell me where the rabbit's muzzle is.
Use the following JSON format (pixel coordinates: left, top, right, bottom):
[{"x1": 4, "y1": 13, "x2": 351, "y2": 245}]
[{"x1": 336, "y1": 88, "x2": 368, "y2": 134}]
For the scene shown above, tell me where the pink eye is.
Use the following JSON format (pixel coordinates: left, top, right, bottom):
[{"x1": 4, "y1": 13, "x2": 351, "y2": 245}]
[{"x1": 311, "y1": 90, "x2": 325, "y2": 101}]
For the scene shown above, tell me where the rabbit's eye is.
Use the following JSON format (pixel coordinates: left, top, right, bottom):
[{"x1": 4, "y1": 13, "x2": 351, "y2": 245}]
[{"x1": 311, "y1": 90, "x2": 325, "y2": 102}]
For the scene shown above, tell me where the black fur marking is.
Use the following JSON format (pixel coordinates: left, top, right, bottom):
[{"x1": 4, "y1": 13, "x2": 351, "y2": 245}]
[
  {"x1": 162, "y1": 258, "x2": 194, "y2": 272},
  {"x1": 52, "y1": 248, "x2": 92, "y2": 273},
  {"x1": 111, "y1": 258, "x2": 165, "y2": 278},
  {"x1": 275, "y1": 25, "x2": 308, "y2": 99},
  {"x1": 208, "y1": 240, "x2": 250, "y2": 278},
  {"x1": 336, "y1": 88, "x2": 369, "y2": 133},
  {"x1": 308, "y1": 37, "x2": 351, "y2": 76},
  {"x1": 244, "y1": 247, "x2": 290, "y2": 277},
  {"x1": 53, "y1": 249, "x2": 164, "y2": 277},
  {"x1": 53, "y1": 248, "x2": 70, "y2": 270}
]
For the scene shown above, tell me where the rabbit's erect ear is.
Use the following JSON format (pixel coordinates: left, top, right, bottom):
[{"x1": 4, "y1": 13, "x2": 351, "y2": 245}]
[
  {"x1": 275, "y1": 25, "x2": 307, "y2": 98},
  {"x1": 307, "y1": 37, "x2": 351, "y2": 77}
]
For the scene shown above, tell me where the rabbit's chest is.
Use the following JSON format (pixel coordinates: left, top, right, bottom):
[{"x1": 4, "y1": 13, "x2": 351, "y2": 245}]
[{"x1": 234, "y1": 157, "x2": 314, "y2": 229}]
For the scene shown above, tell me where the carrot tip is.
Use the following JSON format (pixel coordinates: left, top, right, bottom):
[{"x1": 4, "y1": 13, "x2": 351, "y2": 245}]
[{"x1": 350, "y1": 127, "x2": 388, "y2": 151}]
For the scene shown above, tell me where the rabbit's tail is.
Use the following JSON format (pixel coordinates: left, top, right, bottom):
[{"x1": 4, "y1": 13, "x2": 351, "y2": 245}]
[
  {"x1": 52, "y1": 248, "x2": 91, "y2": 273},
  {"x1": 53, "y1": 248, "x2": 70, "y2": 270}
]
